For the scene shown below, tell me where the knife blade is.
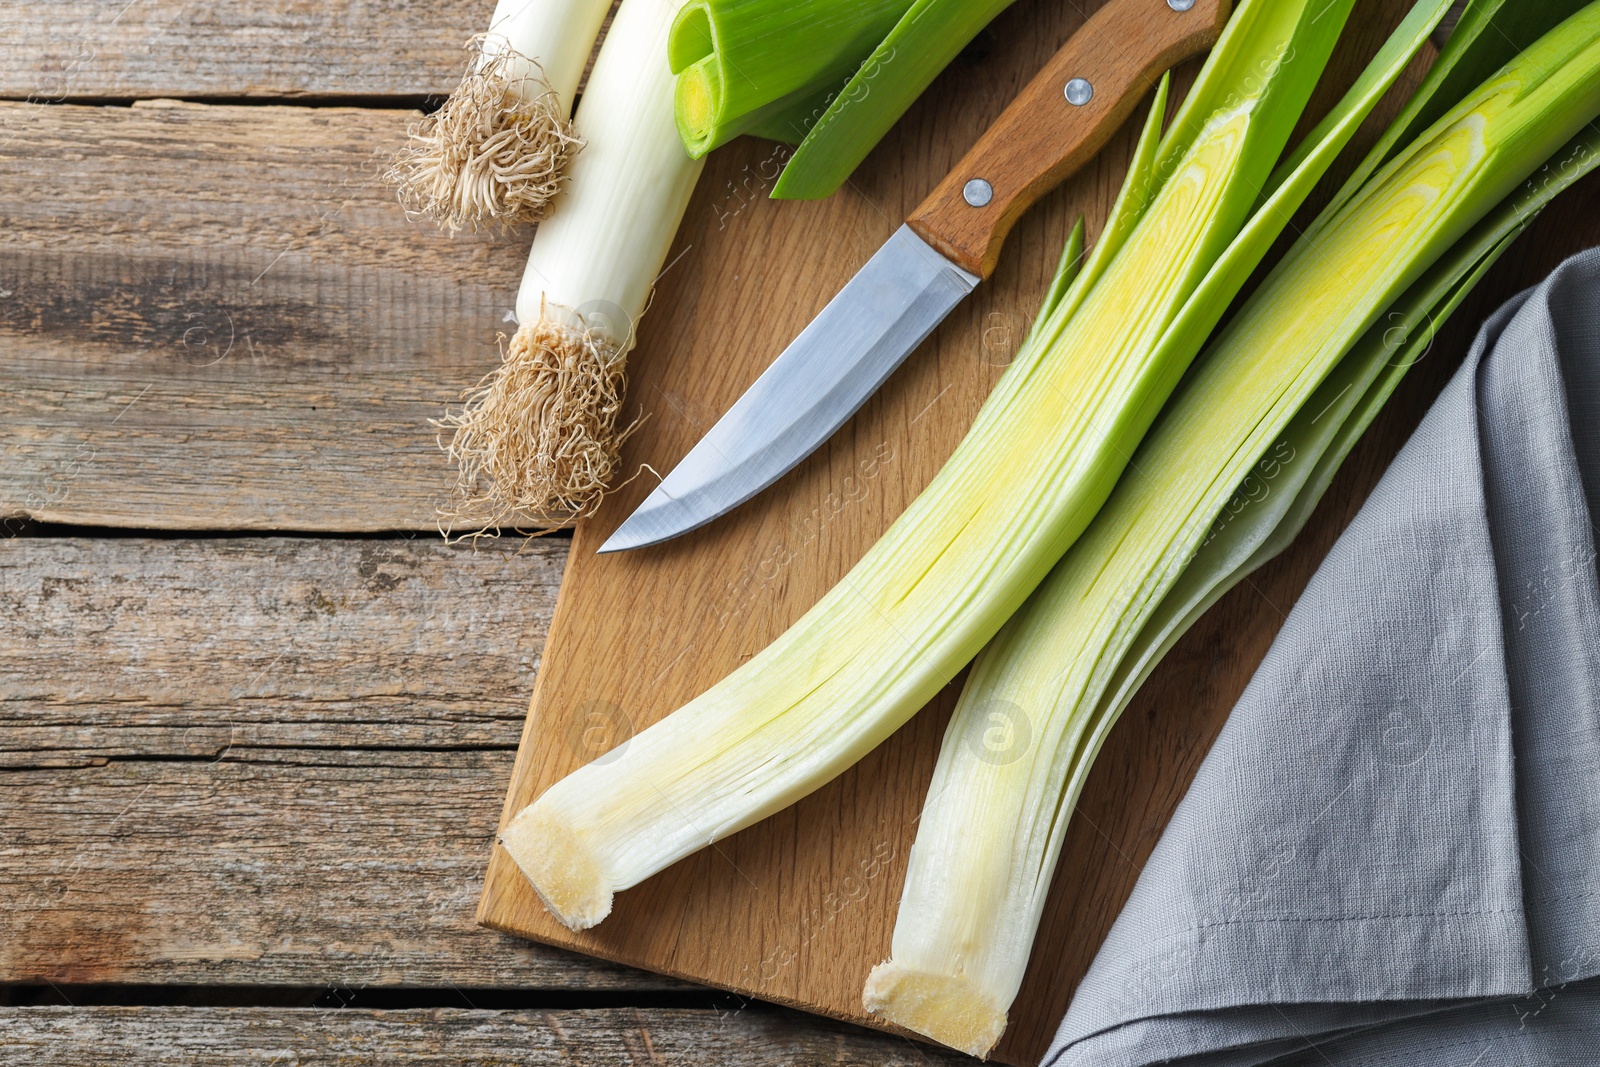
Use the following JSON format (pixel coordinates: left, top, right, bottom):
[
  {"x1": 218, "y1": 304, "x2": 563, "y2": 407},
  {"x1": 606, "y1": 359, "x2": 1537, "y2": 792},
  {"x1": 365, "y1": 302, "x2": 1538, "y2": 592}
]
[
  {"x1": 601, "y1": 0, "x2": 1231, "y2": 553},
  {"x1": 599, "y1": 227, "x2": 976, "y2": 552}
]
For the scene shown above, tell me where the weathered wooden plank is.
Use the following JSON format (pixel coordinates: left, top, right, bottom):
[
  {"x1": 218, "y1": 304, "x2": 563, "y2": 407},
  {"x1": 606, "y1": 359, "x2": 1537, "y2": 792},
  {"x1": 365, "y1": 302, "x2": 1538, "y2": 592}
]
[
  {"x1": 0, "y1": 536, "x2": 565, "y2": 765},
  {"x1": 0, "y1": 1005, "x2": 972, "y2": 1065},
  {"x1": 0, "y1": 533, "x2": 680, "y2": 990},
  {"x1": 1, "y1": 750, "x2": 629, "y2": 987},
  {"x1": 0, "y1": 2, "x2": 627, "y2": 103},
  {"x1": 0, "y1": 1, "x2": 487, "y2": 101},
  {"x1": 0, "y1": 99, "x2": 531, "y2": 531}
]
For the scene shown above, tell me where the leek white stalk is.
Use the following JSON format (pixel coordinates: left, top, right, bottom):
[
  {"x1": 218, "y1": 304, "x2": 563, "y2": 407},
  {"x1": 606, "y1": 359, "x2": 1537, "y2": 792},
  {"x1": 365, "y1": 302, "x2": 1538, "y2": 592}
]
[
  {"x1": 870, "y1": 4, "x2": 1600, "y2": 1055},
  {"x1": 499, "y1": 0, "x2": 1366, "y2": 931},
  {"x1": 390, "y1": 0, "x2": 614, "y2": 230},
  {"x1": 438, "y1": 0, "x2": 704, "y2": 527}
]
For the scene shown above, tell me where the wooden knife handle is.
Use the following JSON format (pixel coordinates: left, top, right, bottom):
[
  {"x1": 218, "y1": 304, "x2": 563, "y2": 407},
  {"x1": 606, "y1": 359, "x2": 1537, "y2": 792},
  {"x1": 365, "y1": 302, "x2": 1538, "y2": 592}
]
[{"x1": 907, "y1": 0, "x2": 1231, "y2": 279}]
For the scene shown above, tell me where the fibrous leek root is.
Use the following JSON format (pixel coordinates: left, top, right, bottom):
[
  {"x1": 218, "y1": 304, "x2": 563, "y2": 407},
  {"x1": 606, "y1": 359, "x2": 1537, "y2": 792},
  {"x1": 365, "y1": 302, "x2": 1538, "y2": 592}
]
[
  {"x1": 388, "y1": 40, "x2": 580, "y2": 233},
  {"x1": 435, "y1": 311, "x2": 635, "y2": 531}
]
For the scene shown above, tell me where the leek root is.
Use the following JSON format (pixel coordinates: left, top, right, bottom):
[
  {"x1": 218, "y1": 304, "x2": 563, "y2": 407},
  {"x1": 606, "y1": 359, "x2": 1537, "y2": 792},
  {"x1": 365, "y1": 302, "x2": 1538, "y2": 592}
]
[
  {"x1": 388, "y1": 0, "x2": 614, "y2": 231},
  {"x1": 438, "y1": 0, "x2": 704, "y2": 529}
]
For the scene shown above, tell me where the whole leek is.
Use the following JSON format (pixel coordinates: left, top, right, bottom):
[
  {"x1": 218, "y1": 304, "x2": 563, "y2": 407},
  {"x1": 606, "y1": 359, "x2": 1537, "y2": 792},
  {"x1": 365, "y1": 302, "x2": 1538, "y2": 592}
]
[
  {"x1": 438, "y1": 0, "x2": 705, "y2": 528},
  {"x1": 869, "y1": 5, "x2": 1600, "y2": 1055},
  {"x1": 389, "y1": 0, "x2": 614, "y2": 231},
  {"x1": 501, "y1": 0, "x2": 1370, "y2": 931},
  {"x1": 668, "y1": 0, "x2": 915, "y2": 157},
  {"x1": 771, "y1": 0, "x2": 1019, "y2": 199}
]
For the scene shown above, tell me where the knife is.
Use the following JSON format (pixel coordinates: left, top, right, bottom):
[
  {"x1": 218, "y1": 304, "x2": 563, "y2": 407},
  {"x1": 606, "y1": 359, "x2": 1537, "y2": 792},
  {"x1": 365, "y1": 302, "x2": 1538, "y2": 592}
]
[{"x1": 601, "y1": 0, "x2": 1231, "y2": 553}]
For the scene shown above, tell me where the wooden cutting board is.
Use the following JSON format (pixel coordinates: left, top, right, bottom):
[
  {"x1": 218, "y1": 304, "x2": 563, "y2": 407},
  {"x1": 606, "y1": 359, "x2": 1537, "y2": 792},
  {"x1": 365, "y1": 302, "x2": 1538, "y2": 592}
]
[{"x1": 478, "y1": 0, "x2": 1600, "y2": 1060}]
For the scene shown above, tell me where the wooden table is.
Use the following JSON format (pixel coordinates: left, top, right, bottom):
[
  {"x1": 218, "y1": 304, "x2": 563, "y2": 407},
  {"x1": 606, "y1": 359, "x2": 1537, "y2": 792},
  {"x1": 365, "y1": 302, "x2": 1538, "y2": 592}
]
[
  {"x1": 0, "y1": 2, "x2": 956, "y2": 1060},
  {"x1": 3, "y1": 1, "x2": 1595, "y2": 1063}
]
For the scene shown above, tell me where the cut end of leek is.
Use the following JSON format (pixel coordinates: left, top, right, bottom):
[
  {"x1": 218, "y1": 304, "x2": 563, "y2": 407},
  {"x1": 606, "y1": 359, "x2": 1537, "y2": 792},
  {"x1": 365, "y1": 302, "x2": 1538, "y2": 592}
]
[
  {"x1": 863, "y1": 961, "x2": 1007, "y2": 1058},
  {"x1": 434, "y1": 313, "x2": 632, "y2": 533},
  {"x1": 673, "y1": 61, "x2": 721, "y2": 158},
  {"x1": 501, "y1": 805, "x2": 614, "y2": 930},
  {"x1": 386, "y1": 43, "x2": 581, "y2": 233},
  {"x1": 666, "y1": 1, "x2": 723, "y2": 158}
]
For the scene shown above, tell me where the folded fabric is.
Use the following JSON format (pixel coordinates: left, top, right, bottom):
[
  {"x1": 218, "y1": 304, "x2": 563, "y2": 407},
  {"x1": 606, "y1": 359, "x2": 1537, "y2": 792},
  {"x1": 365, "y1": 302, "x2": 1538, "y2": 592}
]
[{"x1": 1046, "y1": 247, "x2": 1600, "y2": 1067}]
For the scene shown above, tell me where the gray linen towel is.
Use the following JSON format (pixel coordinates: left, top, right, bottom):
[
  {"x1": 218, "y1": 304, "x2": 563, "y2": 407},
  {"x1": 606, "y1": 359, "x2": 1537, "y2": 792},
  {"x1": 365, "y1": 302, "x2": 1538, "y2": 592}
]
[{"x1": 1047, "y1": 247, "x2": 1600, "y2": 1067}]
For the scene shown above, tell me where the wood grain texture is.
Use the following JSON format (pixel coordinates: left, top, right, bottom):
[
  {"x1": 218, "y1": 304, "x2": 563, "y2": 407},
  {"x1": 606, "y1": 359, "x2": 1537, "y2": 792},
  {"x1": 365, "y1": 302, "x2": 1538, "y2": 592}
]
[
  {"x1": 0, "y1": 1, "x2": 488, "y2": 101},
  {"x1": 0, "y1": 100, "x2": 528, "y2": 531},
  {"x1": 0, "y1": 1005, "x2": 970, "y2": 1065},
  {"x1": 0, "y1": 534, "x2": 684, "y2": 990},
  {"x1": 908, "y1": 0, "x2": 1228, "y2": 277},
  {"x1": 0, "y1": 2, "x2": 625, "y2": 104},
  {"x1": 0, "y1": 535, "x2": 564, "y2": 765},
  {"x1": 477, "y1": 0, "x2": 1600, "y2": 1060}
]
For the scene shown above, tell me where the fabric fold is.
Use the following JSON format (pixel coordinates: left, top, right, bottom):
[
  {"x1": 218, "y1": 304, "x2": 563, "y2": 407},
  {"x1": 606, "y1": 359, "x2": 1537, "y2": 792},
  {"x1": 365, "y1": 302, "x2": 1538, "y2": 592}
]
[{"x1": 1046, "y1": 248, "x2": 1600, "y2": 1067}]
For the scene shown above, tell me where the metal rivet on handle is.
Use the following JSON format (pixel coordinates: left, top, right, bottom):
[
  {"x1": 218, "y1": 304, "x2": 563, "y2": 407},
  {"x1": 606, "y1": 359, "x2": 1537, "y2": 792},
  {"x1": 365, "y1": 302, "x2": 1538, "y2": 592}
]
[
  {"x1": 963, "y1": 178, "x2": 994, "y2": 207},
  {"x1": 1168, "y1": 0, "x2": 1196, "y2": 10},
  {"x1": 1064, "y1": 78, "x2": 1094, "y2": 106}
]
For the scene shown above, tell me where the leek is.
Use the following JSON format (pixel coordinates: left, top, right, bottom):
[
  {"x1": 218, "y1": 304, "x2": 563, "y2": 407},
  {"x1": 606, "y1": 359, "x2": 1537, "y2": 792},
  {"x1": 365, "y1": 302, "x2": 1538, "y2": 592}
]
[
  {"x1": 1098, "y1": 163, "x2": 1573, "y2": 740},
  {"x1": 669, "y1": 0, "x2": 915, "y2": 157},
  {"x1": 1335, "y1": 0, "x2": 1596, "y2": 200},
  {"x1": 771, "y1": 0, "x2": 1019, "y2": 198},
  {"x1": 389, "y1": 0, "x2": 614, "y2": 231},
  {"x1": 437, "y1": 0, "x2": 705, "y2": 528},
  {"x1": 870, "y1": 5, "x2": 1600, "y2": 1054},
  {"x1": 501, "y1": 0, "x2": 1377, "y2": 932}
]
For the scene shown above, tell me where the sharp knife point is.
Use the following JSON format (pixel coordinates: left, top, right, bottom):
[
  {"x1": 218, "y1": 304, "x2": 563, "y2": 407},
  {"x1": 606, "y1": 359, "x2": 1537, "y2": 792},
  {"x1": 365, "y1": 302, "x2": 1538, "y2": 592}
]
[
  {"x1": 597, "y1": 515, "x2": 659, "y2": 554},
  {"x1": 596, "y1": 486, "x2": 689, "y2": 553},
  {"x1": 594, "y1": 530, "x2": 630, "y2": 554}
]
